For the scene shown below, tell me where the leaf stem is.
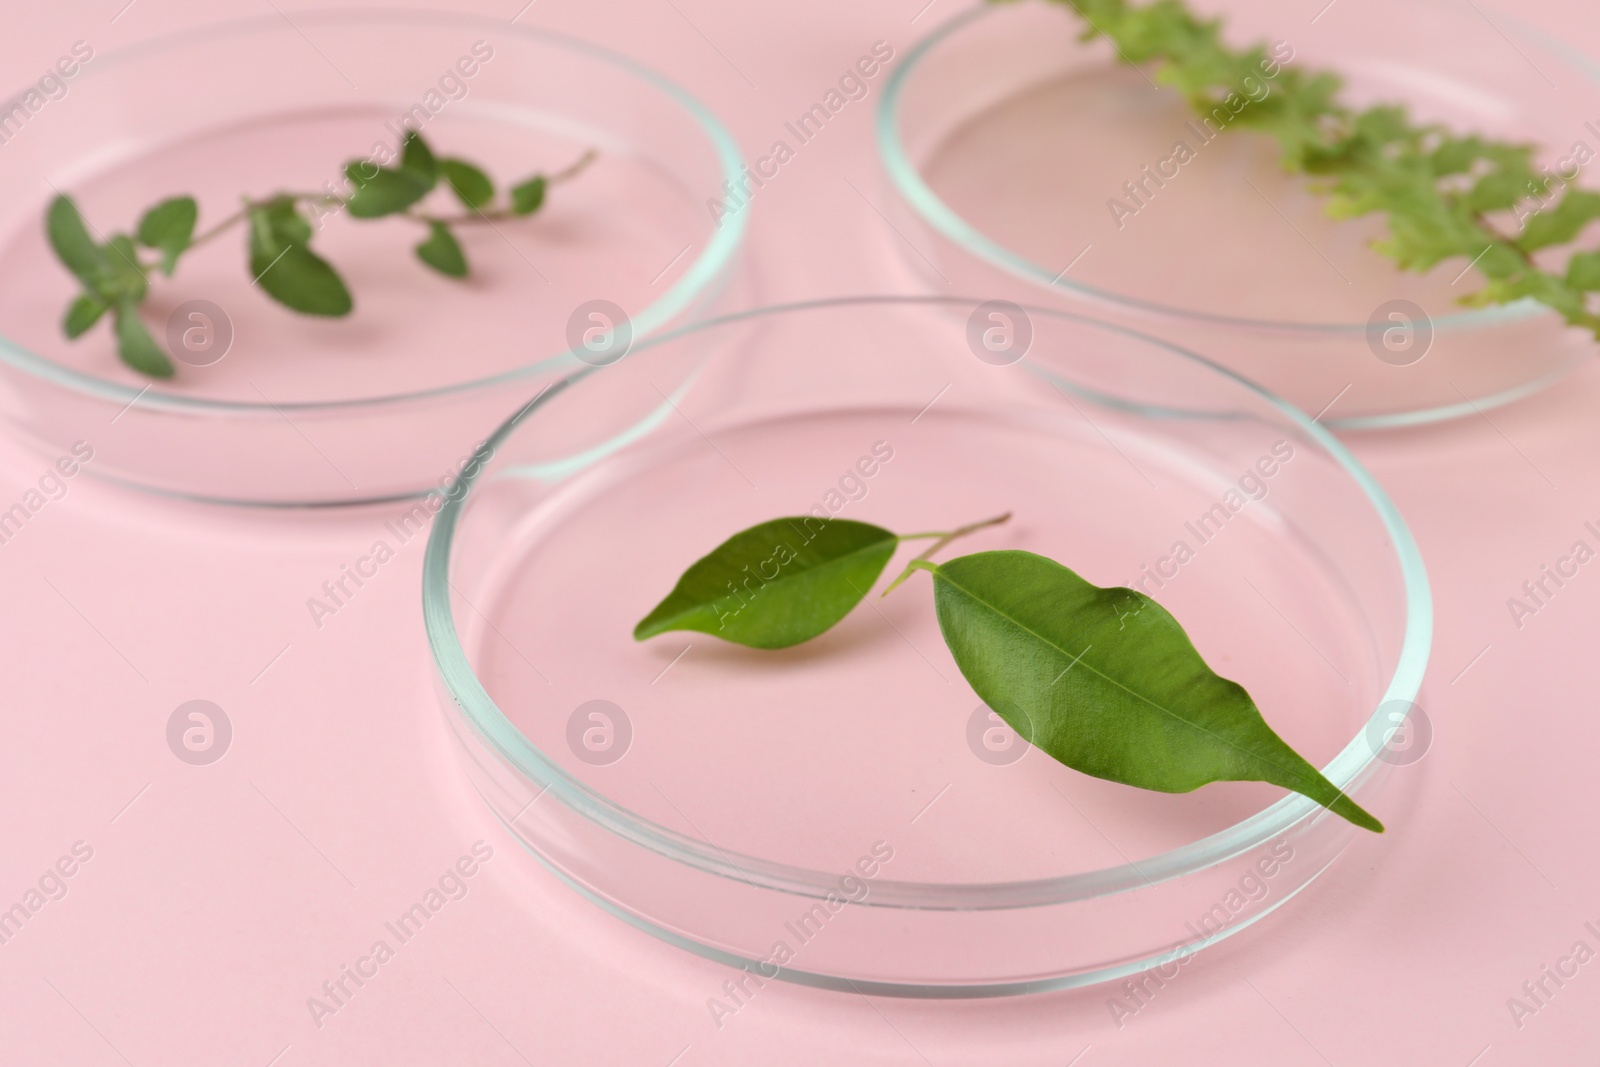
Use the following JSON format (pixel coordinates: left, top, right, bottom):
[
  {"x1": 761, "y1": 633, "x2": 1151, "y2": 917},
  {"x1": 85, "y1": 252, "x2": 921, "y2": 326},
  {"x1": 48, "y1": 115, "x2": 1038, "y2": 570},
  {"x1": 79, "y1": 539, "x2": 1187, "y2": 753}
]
[
  {"x1": 548, "y1": 147, "x2": 600, "y2": 185},
  {"x1": 882, "y1": 512, "x2": 1011, "y2": 596},
  {"x1": 168, "y1": 146, "x2": 600, "y2": 250}
]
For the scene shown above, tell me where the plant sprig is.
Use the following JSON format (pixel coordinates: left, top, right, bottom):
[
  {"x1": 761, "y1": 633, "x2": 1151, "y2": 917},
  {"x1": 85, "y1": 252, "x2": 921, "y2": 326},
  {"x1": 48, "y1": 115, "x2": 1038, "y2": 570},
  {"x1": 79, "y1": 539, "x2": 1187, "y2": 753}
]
[
  {"x1": 47, "y1": 130, "x2": 597, "y2": 378},
  {"x1": 634, "y1": 513, "x2": 1383, "y2": 833},
  {"x1": 1015, "y1": 0, "x2": 1600, "y2": 336}
]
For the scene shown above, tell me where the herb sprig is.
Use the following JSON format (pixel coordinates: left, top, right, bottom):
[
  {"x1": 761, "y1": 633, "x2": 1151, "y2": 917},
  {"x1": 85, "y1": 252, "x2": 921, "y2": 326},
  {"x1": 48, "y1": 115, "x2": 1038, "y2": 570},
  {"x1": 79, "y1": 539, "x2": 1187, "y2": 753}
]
[
  {"x1": 1017, "y1": 0, "x2": 1600, "y2": 337},
  {"x1": 46, "y1": 130, "x2": 596, "y2": 378},
  {"x1": 635, "y1": 514, "x2": 1383, "y2": 833}
]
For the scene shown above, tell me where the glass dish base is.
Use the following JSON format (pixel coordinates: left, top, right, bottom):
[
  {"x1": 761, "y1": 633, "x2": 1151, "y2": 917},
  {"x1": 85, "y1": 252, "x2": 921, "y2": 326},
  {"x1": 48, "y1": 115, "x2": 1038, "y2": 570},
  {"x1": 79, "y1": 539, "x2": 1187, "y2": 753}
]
[{"x1": 427, "y1": 296, "x2": 1431, "y2": 993}]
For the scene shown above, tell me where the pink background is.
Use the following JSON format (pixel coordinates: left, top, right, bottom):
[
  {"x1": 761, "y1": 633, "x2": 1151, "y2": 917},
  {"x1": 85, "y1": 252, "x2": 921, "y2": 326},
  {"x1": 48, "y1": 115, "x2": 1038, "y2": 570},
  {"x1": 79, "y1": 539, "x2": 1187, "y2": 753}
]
[{"x1": 2, "y1": 0, "x2": 1597, "y2": 1064}]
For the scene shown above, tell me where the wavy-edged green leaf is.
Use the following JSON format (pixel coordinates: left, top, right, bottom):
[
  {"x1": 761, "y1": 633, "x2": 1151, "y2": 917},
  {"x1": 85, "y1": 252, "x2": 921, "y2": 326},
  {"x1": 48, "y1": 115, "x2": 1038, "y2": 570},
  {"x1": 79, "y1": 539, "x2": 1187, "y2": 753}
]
[
  {"x1": 509, "y1": 175, "x2": 547, "y2": 216},
  {"x1": 415, "y1": 222, "x2": 467, "y2": 278},
  {"x1": 635, "y1": 518, "x2": 898, "y2": 649},
  {"x1": 63, "y1": 294, "x2": 108, "y2": 339},
  {"x1": 918, "y1": 550, "x2": 1383, "y2": 832},
  {"x1": 47, "y1": 195, "x2": 106, "y2": 284},
  {"x1": 135, "y1": 195, "x2": 197, "y2": 275},
  {"x1": 112, "y1": 302, "x2": 174, "y2": 378},
  {"x1": 343, "y1": 162, "x2": 432, "y2": 219},
  {"x1": 440, "y1": 159, "x2": 494, "y2": 210}
]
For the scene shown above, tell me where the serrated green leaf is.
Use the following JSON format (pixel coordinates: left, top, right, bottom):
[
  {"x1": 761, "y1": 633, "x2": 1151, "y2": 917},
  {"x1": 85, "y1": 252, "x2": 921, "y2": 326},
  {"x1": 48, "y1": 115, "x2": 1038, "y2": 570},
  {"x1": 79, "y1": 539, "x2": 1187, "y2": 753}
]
[
  {"x1": 509, "y1": 175, "x2": 547, "y2": 216},
  {"x1": 634, "y1": 518, "x2": 898, "y2": 649},
  {"x1": 1517, "y1": 190, "x2": 1600, "y2": 252},
  {"x1": 249, "y1": 207, "x2": 352, "y2": 316},
  {"x1": 918, "y1": 550, "x2": 1382, "y2": 832},
  {"x1": 63, "y1": 294, "x2": 107, "y2": 339},
  {"x1": 415, "y1": 222, "x2": 467, "y2": 278},
  {"x1": 135, "y1": 196, "x2": 197, "y2": 276},
  {"x1": 440, "y1": 159, "x2": 495, "y2": 210},
  {"x1": 112, "y1": 302, "x2": 174, "y2": 378},
  {"x1": 343, "y1": 162, "x2": 432, "y2": 218},
  {"x1": 46, "y1": 195, "x2": 107, "y2": 285},
  {"x1": 1022, "y1": 0, "x2": 1600, "y2": 339},
  {"x1": 1568, "y1": 250, "x2": 1600, "y2": 291},
  {"x1": 400, "y1": 130, "x2": 437, "y2": 186}
]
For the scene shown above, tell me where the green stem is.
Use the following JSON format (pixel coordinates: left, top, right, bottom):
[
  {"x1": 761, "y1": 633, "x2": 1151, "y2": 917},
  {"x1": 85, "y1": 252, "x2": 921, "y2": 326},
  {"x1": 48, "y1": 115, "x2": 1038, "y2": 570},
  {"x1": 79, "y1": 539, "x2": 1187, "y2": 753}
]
[
  {"x1": 178, "y1": 146, "x2": 599, "y2": 249},
  {"x1": 882, "y1": 512, "x2": 1011, "y2": 596}
]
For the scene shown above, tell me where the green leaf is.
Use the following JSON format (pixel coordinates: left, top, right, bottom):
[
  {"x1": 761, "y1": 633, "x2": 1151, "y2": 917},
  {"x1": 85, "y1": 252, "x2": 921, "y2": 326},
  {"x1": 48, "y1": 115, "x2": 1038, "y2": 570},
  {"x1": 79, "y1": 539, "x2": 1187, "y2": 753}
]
[
  {"x1": 1029, "y1": 0, "x2": 1600, "y2": 347},
  {"x1": 343, "y1": 162, "x2": 432, "y2": 219},
  {"x1": 634, "y1": 518, "x2": 899, "y2": 649},
  {"x1": 100, "y1": 235, "x2": 148, "y2": 303},
  {"x1": 112, "y1": 302, "x2": 174, "y2": 378},
  {"x1": 509, "y1": 175, "x2": 547, "y2": 216},
  {"x1": 400, "y1": 130, "x2": 438, "y2": 185},
  {"x1": 249, "y1": 206, "x2": 352, "y2": 316},
  {"x1": 259, "y1": 195, "x2": 313, "y2": 245},
  {"x1": 46, "y1": 195, "x2": 107, "y2": 285},
  {"x1": 1517, "y1": 190, "x2": 1600, "y2": 252},
  {"x1": 415, "y1": 222, "x2": 468, "y2": 278},
  {"x1": 440, "y1": 159, "x2": 495, "y2": 210},
  {"x1": 917, "y1": 550, "x2": 1383, "y2": 832},
  {"x1": 63, "y1": 294, "x2": 107, "y2": 339},
  {"x1": 1568, "y1": 250, "x2": 1600, "y2": 291},
  {"x1": 135, "y1": 196, "x2": 197, "y2": 276}
]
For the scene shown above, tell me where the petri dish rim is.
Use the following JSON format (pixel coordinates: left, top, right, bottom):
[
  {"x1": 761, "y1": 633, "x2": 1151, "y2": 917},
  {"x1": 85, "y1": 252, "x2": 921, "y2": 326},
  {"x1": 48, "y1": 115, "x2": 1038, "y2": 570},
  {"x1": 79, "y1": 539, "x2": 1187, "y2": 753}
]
[
  {"x1": 0, "y1": 8, "x2": 748, "y2": 415},
  {"x1": 423, "y1": 294, "x2": 1434, "y2": 912},
  {"x1": 874, "y1": 0, "x2": 1562, "y2": 337}
]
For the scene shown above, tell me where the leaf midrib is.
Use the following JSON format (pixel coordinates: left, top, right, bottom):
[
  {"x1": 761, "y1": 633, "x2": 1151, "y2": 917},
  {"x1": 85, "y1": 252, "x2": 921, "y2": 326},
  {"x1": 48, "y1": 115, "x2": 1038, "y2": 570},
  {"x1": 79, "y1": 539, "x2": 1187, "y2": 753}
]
[
  {"x1": 932, "y1": 565, "x2": 1324, "y2": 791},
  {"x1": 656, "y1": 529, "x2": 896, "y2": 630}
]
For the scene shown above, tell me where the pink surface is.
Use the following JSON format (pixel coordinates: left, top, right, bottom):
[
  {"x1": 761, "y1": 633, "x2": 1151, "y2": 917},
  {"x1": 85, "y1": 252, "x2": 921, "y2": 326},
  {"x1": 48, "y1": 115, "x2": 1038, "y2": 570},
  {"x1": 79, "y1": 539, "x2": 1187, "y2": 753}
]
[{"x1": 0, "y1": 1, "x2": 1596, "y2": 1064}]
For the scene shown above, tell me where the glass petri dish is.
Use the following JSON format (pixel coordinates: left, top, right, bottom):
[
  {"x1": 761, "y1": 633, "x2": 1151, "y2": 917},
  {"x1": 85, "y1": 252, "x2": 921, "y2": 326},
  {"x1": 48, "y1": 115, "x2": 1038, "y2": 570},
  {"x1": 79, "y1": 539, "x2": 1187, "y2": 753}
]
[
  {"x1": 878, "y1": 0, "x2": 1599, "y2": 429},
  {"x1": 425, "y1": 296, "x2": 1432, "y2": 994},
  {"x1": 0, "y1": 12, "x2": 744, "y2": 506}
]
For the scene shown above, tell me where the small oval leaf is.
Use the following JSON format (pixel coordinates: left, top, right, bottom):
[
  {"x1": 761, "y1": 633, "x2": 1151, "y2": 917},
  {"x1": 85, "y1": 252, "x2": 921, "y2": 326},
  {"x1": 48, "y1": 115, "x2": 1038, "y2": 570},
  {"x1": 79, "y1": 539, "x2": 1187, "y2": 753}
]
[
  {"x1": 249, "y1": 215, "x2": 352, "y2": 317},
  {"x1": 47, "y1": 195, "x2": 107, "y2": 284},
  {"x1": 510, "y1": 175, "x2": 547, "y2": 216},
  {"x1": 440, "y1": 159, "x2": 495, "y2": 210},
  {"x1": 922, "y1": 550, "x2": 1383, "y2": 832},
  {"x1": 136, "y1": 195, "x2": 198, "y2": 275},
  {"x1": 416, "y1": 222, "x2": 468, "y2": 278},
  {"x1": 635, "y1": 518, "x2": 898, "y2": 649},
  {"x1": 400, "y1": 130, "x2": 438, "y2": 185},
  {"x1": 343, "y1": 163, "x2": 432, "y2": 218},
  {"x1": 112, "y1": 302, "x2": 174, "y2": 378},
  {"x1": 63, "y1": 294, "x2": 108, "y2": 339}
]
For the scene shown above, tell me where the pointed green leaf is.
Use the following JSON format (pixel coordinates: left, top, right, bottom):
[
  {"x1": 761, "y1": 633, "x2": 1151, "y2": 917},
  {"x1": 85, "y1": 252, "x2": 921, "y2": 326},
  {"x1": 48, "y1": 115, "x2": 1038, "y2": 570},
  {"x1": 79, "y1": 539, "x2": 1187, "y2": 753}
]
[
  {"x1": 399, "y1": 130, "x2": 438, "y2": 185},
  {"x1": 249, "y1": 207, "x2": 352, "y2": 316},
  {"x1": 47, "y1": 195, "x2": 108, "y2": 284},
  {"x1": 63, "y1": 294, "x2": 108, "y2": 339},
  {"x1": 509, "y1": 175, "x2": 547, "y2": 216},
  {"x1": 1568, "y1": 250, "x2": 1600, "y2": 292},
  {"x1": 135, "y1": 195, "x2": 197, "y2": 275},
  {"x1": 343, "y1": 162, "x2": 432, "y2": 218},
  {"x1": 635, "y1": 518, "x2": 898, "y2": 649},
  {"x1": 416, "y1": 222, "x2": 468, "y2": 278},
  {"x1": 440, "y1": 159, "x2": 494, "y2": 210},
  {"x1": 112, "y1": 302, "x2": 174, "y2": 378},
  {"x1": 918, "y1": 550, "x2": 1383, "y2": 832}
]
